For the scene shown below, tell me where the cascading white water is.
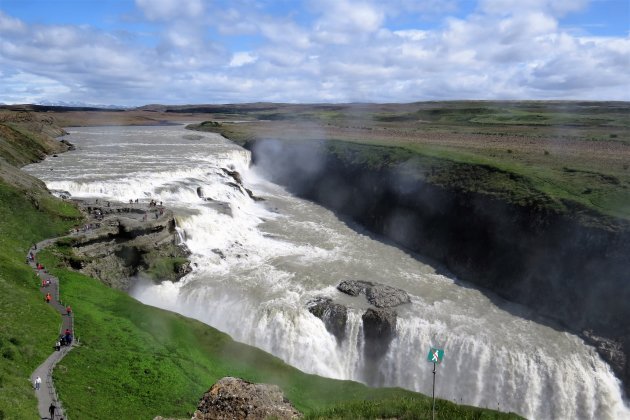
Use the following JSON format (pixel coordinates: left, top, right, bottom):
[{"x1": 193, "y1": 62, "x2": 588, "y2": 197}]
[{"x1": 24, "y1": 125, "x2": 630, "y2": 420}]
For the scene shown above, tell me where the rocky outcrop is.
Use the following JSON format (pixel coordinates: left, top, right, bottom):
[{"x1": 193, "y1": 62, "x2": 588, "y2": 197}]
[
  {"x1": 583, "y1": 330, "x2": 629, "y2": 395},
  {"x1": 337, "y1": 280, "x2": 372, "y2": 297},
  {"x1": 309, "y1": 280, "x2": 409, "y2": 360},
  {"x1": 60, "y1": 139, "x2": 76, "y2": 150},
  {"x1": 247, "y1": 138, "x2": 630, "y2": 396},
  {"x1": 222, "y1": 167, "x2": 264, "y2": 202},
  {"x1": 307, "y1": 297, "x2": 347, "y2": 342},
  {"x1": 337, "y1": 280, "x2": 410, "y2": 308},
  {"x1": 57, "y1": 200, "x2": 191, "y2": 290},
  {"x1": 192, "y1": 377, "x2": 302, "y2": 420},
  {"x1": 362, "y1": 308, "x2": 397, "y2": 359}
]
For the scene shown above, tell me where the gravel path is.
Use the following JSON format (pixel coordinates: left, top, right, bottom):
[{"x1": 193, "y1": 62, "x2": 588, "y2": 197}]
[{"x1": 28, "y1": 238, "x2": 75, "y2": 420}]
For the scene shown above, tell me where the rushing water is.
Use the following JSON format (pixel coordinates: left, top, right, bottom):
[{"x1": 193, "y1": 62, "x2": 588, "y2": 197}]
[{"x1": 24, "y1": 125, "x2": 630, "y2": 419}]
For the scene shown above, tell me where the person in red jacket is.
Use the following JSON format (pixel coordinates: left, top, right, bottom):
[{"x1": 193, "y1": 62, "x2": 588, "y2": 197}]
[
  {"x1": 45, "y1": 293, "x2": 51, "y2": 303},
  {"x1": 66, "y1": 305, "x2": 72, "y2": 316}
]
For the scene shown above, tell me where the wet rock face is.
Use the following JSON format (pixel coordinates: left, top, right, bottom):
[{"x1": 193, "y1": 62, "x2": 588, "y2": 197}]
[
  {"x1": 337, "y1": 280, "x2": 372, "y2": 296},
  {"x1": 337, "y1": 280, "x2": 410, "y2": 308},
  {"x1": 62, "y1": 201, "x2": 191, "y2": 290},
  {"x1": 583, "y1": 330, "x2": 630, "y2": 397},
  {"x1": 193, "y1": 377, "x2": 302, "y2": 420},
  {"x1": 307, "y1": 281, "x2": 408, "y2": 363},
  {"x1": 307, "y1": 297, "x2": 348, "y2": 342},
  {"x1": 362, "y1": 308, "x2": 397, "y2": 359},
  {"x1": 366, "y1": 284, "x2": 411, "y2": 308}
]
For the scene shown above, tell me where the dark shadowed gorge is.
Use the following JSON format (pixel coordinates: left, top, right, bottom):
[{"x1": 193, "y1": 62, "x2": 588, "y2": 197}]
[{"x1": 188, "y1": 101, "x2": 630, "y2": 396}]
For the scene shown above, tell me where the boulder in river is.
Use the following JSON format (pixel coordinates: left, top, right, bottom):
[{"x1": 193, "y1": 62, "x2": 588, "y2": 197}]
[
  {"x1": 366, "y1": 284, "x2": 411, "y2": 308},
  {"x1": 192, "y1": 376, "x2": 302, "y2": 420},
  {"x1": 362, "y1": 308, "x2": 397, "y2": 359},
  {"x1": 307, "y1": 297, "x2": 348, "y2": 342},
  {"x1": 337, "y1": 280, "x2": 373, "y2": 296},
  {"x1": 222, "y1": 168, "x2": 243, "y2": 185},
  {"x1": 337, "y1": 280, "x2": 410, "y2": 308}
]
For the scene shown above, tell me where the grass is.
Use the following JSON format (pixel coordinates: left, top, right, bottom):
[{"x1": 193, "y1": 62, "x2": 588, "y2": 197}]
[
  {"x1": 0, "y1": 181, "x2": 82, "y2": 419},
  {"x1": 144, "y1": 256, "x2": 189, "y2": 280},
  {"x1": 305, "y1": 398, "x2": 521, "y2": 419}
]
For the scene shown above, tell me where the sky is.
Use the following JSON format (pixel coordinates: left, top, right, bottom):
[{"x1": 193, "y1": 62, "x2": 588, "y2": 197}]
[{"x1": 0, "y1": 0, "x2": 629, "y2": 106}]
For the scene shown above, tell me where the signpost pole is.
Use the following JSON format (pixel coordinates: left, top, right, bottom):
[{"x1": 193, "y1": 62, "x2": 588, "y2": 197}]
[
  {"x1": 432, "y1": 362, "x2": 436, "y2": 420},
  {"x1": 426, "y1": 347, "x2": 443, "y2": 420}
]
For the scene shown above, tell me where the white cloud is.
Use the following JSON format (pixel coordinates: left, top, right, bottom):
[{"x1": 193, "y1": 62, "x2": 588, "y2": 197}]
[
  {"x1": 0, "y1": 10, "x2": 26, "y2": 34},
  {"x1": 310, "y1": 0, "x2": 385, "y2": 44},
  {"x1": 479, "y1": 0, "x2": 590, "y2": 17},
  {"x1": 229, "y1": 51, "x2": 258, "y2": 67},
  {"x1": 0, "y1": 1, "x2": 628, "y2": 105},
  {"x1": 0, "y1": 71, "x2": 71, "y2": 104},
  {"x1": 135, "y1": 0, "x2": 204, "y2": 21}
]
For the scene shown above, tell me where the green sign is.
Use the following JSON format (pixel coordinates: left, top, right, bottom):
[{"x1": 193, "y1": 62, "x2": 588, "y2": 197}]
[{"x1": 427, "y1": 347, "x2": 444, "y2": 364}]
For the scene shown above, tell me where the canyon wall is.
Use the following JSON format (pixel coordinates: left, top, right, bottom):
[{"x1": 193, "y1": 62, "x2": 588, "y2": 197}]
[{"x1": 246, "y1": 138, "x2": 630, "y2": 395}]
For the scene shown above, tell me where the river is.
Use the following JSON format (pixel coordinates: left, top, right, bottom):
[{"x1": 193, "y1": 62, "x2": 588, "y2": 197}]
[{"x1": 24, "y1": 124, "x2": 630, "y2": 419}]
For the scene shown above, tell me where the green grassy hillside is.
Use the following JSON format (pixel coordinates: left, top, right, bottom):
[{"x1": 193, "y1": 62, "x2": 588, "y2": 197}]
[{"x1": 0, "y1": 181, "x2": 82, "y2": 419}]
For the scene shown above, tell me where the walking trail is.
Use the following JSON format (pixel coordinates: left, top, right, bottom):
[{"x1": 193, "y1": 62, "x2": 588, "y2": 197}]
[
  {"x1": 29, "y1": 237, "x2": 75, "y2": 420},
  {"x1": 27, "y1": 198, "x2": 169, "y2": 419}
]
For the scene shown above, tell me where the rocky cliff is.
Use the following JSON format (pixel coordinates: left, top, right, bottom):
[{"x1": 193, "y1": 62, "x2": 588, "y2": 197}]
[
  {"x1": 245, "y1": 138, "x2": 630, "y2": 396},
  {"x1": 56, "y1": 200, "x2": 191, "y2": 290}
]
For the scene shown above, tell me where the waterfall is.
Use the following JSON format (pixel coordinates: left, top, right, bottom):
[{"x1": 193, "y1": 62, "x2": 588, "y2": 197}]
[{"x1": 24, "y1": 125, "x2": 630, "y2": 420}]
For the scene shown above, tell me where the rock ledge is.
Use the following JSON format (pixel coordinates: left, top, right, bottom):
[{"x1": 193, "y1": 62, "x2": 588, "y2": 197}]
[{"x1": 192, "y1": 377, "x2": 302, "y2": 420}]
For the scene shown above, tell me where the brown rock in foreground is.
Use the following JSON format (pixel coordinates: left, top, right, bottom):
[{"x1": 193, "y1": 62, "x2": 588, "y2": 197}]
[{"x1": 193, "y1": 377, "x2": 302, "y2": 420}]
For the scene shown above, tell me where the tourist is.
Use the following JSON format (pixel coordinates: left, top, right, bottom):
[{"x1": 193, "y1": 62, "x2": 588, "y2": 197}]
[
  {"x1": 45, "y1": 293, "x2": 51, "y2": 303},
  {"x1": 66, "y1": 306, "x2": 72, "y2": 317},
  {"x1": 49, "y1": 403, "x2": 56, "y2": 419},
  {"x1": 34, "y1": 376, "x2": 41, "y2": 390}
]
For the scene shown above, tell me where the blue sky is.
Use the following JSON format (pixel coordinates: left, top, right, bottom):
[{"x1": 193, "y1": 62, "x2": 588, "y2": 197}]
[{"x1": 1, "y1": 0, "x2": 628, "y2": 105}]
